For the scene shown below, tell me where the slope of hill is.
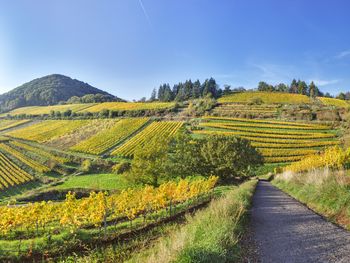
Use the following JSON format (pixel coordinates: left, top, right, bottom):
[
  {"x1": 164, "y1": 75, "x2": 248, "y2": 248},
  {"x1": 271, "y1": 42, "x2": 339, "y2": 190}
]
[{"x1": 0, "y1": 74, "x2": 120, "y2": 113}]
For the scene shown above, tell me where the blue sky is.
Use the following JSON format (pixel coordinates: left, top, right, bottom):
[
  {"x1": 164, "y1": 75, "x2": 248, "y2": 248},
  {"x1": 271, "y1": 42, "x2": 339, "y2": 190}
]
[{"x1": 0, "y1": 0, "x2": 350, "y2": 100}]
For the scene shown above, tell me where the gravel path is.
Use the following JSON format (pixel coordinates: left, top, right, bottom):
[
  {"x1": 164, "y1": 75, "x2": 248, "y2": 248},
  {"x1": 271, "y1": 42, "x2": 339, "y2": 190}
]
[{"x1": 250, "y1": 180, "x2": 350, "y2": 263}]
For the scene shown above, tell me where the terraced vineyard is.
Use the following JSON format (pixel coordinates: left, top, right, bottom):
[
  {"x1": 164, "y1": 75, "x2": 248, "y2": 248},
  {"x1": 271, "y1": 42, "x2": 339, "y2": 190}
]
[
  {"x1": 6, "y1": 120, "x2": 90, "y2": 142},
  {"x1": 71, "y1": 118, "x2": 150, "y2": 155},
  {"x1": 193, "y1": 117, "x2": 338, "y2": 163},
  {"x1": 0, "y1": 152, "x2": 34, "y2": 190},
  {"x1": 212, "y1": 103, "x2": 279, "y2": 118},
  {"x1": 218, "y1": 92, "x2": 312, "y2": 104},
  {"x1": 112, "y1": 121, "x2": 183, "y2": 157}
]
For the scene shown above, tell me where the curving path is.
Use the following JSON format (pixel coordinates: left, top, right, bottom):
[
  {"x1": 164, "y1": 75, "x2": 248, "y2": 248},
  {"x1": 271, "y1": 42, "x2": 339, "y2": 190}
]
[{"x1": 250, "y1": 180, "x2": 350, "y2": 263}]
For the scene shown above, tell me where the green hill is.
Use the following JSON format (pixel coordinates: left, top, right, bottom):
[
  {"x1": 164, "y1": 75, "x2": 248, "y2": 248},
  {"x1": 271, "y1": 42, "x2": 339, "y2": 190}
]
[{"x1": 0, "y1": 74, "x2": 122, "y2": 113}]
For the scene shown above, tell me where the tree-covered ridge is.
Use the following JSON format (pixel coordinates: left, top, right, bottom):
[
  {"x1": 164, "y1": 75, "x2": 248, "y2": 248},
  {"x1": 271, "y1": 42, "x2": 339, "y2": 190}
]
[{"x1": 0, "y1": 74, "x2": 121, "y2": 113}]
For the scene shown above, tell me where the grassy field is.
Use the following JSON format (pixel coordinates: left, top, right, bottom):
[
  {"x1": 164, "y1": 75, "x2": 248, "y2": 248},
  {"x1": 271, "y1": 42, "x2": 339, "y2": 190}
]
[
  {"x1": 54, "y1": 173, "x2": 130, "y2": 190},
  {"x1": 218, "y1": 92, "x2": 312, "y2": 104}
]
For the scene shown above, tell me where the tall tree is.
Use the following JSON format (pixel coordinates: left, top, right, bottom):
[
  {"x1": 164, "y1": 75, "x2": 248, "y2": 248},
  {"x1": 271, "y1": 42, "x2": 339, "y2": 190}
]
[
  {"x1": 202, "y1": 78, "x2": 218, "y2": 98},
  {"x1": 223, "y1": 84, "x2": 231, "y2": 95},
  {"x1": 192, "y1": 80, "x2": 201, "y2": 98},
  {"x1": 308, "y1": 81, "x2": 318, "y2": 98},
  {"x1": 336, "y1": 92, "x2": 346, "y2": 100},
  {"x1": 297, "y1": 81, "x2": 308, "y2": 95},
  {"x1": 275, "y1": 83, "x2": 288, "y2": 92},
  {"x1": 128, "y1": 137, "x2": 170, "y2": 187},
  {"x1": 289, "y1": 79, "x2": 298, "y2": 93},
  {"x1": 150, "y1": 88, "x2": 157, "y2": 101}
]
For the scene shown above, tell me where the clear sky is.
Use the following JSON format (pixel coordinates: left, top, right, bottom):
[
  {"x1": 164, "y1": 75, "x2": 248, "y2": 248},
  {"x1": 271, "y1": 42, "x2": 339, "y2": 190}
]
[{"x1": 0, "y1": 0, "x2": 350, "y2": 100}]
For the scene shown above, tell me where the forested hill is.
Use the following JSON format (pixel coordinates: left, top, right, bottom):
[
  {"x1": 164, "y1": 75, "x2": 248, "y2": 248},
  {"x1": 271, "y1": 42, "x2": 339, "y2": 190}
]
[{"x1": 0, "y1": 74, "x2": 121, "y2": 113}]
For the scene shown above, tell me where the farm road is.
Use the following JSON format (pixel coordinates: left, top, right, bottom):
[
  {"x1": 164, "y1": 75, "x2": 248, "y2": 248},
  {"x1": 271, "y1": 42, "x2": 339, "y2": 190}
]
[{"x1": 250, "y1": 181, "x2": 350, "y2": 263}]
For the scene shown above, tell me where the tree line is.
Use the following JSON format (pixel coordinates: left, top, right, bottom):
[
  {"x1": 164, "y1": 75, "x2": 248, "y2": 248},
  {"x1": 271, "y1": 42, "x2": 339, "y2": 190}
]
[
  {"x1": 150, "y1": 78, "x2": 222, "y2": 102},
  {"x1": 151, "y1": 77, "x2": 349, "y2": 102}
]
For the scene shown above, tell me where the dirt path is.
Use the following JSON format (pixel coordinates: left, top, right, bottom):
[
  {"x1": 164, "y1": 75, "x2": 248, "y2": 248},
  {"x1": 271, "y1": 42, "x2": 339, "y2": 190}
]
[{"x1": 250, "y1": 180, "x2": 350, "y2": 263}]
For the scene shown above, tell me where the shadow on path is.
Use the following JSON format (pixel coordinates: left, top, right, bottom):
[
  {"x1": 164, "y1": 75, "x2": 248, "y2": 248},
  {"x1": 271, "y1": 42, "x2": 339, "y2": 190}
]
[{"x1": 251, "y1": 181, "x2": 350, "y2": 263}]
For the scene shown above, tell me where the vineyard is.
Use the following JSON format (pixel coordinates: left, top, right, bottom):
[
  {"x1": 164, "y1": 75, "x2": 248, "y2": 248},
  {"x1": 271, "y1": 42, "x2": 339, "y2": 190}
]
[
  {"x1": 0, "y1": 152, "x2": 34, "y2": 190},
  {"x1": 112, "y1": 121, "x2": 183, "y2": 157},
  {"x1": 71, "y1": 118, "x2": 150, "y2": 155},
  {"x1": 1, "y1": 103, "x2": 95, "y2": 116},
  {"x1": 318, "y1": 97, "x2": 350, "y2": 108},
  {"x1": 193, "y1": 117, "x2": 339, "y2": 163},
  {"x1": 284, "y1": 146, "x2": 349, "y2": 173},
  {"x1": 0, "y1": 119, "x2": 31, "y2": 131},
  {"x1": 0, "y1": 143, "x2": 51, "y2": 173},
  {"x1": 218, "y1": 91, "x2": 312, "y2": 104},
  {"x1": 211, "y1": 103, "x2": 279, "y2": 118},
  {"x1": 6, "y1": 120, "x2": 90, "y2": 142},
  {"x1": 0, "y1": 177, "x2": 217, "y2": 259},
  {"x1": 77, "y1": 101, "x2": 175, "y2": 113}
]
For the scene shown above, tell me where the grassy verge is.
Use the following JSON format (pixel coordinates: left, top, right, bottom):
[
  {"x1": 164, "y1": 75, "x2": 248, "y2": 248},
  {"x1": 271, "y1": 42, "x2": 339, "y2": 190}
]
[
  {"x1": 272, "y1": 169, "x2": 350, "y2": 229},
  {"x1": 127, "y1": 179, "x2": 257, "y2": 263}
]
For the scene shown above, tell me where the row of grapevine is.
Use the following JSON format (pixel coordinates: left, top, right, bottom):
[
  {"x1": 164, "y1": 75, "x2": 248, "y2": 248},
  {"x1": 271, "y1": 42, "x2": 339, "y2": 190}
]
[
  {"x1": 251, "y1": 141, "x2": 340, "y2": 149},
  {"x1": 200, "y1": 122, "x2": 334, "y2": 136},
  {"x1": 203, "y1": 116, "x2": 330, "y2": 128},
  {"x1": 0, "y1": 176, "x2": 218, "y2": 236},
  {"x1": 0, "y1": 119, "x2": 31, "y2": 131},
  {"x1": 112, "y1": 121, "x2": 183, "y2": 157},
  {"x1": 0, "y1": 152, "x2": 33, "y2": 190},
  {"x1": 258, "y1": 148, "x2": 318, "y2": 157},
  {"x1": 264, "y1": 156, "x2": 305, "y2": 163},
  {"x1": 202, "y1": 121, "x2": 329, "y2": 131},
  {"x1": 196, "y1": 116, "x2": 338, "y2": 163},
  {"x1": 70, "y1": 118, "x2": 149, "y2": 155},
  {"x1": 199, "y1": 124, "x2": 335, "y2": 139},
  {"x1": 6, "y1": 120, "x2": 90, "y2": 142},
  {"x1": 0, "y1": 143, "x2": 50, "y2": 173},
  {"x1": 193, "y1": 130, "x2": 338, "y2": 145},
  {"x1": 10, "y1": 141, "x2": 68, "y2": 164}
]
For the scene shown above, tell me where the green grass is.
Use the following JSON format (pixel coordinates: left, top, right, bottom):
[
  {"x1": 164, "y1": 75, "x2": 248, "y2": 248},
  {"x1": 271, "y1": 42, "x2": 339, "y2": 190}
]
[
  {"x1": 128, "y1": 179, "x2": 258, "y2": 263},
  {"x1": 54, "y1": 173, "x2": 130, "y2": 191},
  {"x1": 273, "y1": 169, "x2": 350, "y2": 230},
  {"x1": 0, "y1": 180, "x2": 43, "y2": 202}
]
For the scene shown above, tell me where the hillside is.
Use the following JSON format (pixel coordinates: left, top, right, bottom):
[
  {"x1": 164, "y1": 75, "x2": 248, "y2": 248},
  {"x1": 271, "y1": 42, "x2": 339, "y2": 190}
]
[{"x1": 0, "y1": 74, "x2": 121, "y2": 113}]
